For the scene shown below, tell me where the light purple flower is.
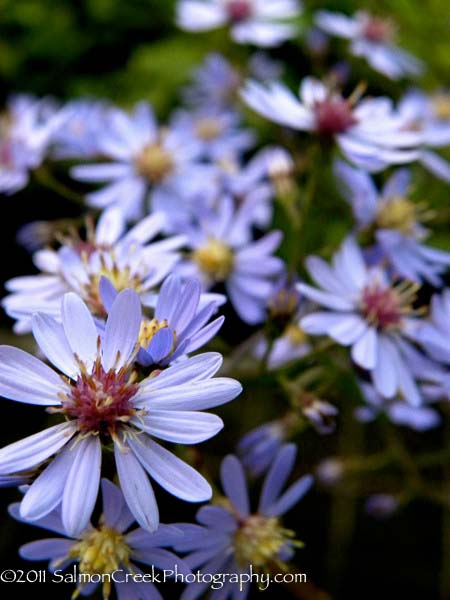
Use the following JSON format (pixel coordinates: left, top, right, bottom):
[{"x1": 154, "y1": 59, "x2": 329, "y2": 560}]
[
  {"x1": 100, "y1": 274, "x2": 225, "y2": 367},
  {"x1": 315, "y1": 10, "x2": 424, "y2": 80},
  {"x1": 174, "y1": 446, "x2": 313, "y2": 600},
  {"x1": 51, "y1": 99, "x2": 113, "y2": 160},
  {"x1": 3, "y1": 207, "x2": 185, "y2": 333},
  {"x1": 298, "y1": 236, "x2": 428, "y2": 405},
  {"x1": 176, "y1": 196, "x2": 285, "y2": 324},
  {"x1": 0, "y1": 290, "x2": 242, "y2": 535},
  {"x1": 171, "y1": 107, "x2": 255, "y2": 162},
  {"x1": 0, "y1": 95, "x2": 65, "y2": 194},
  {"x1": 397, "y1": 89, "x2": 450, "y2": 182},
  {"x1": 183, "y1": 53, "x2": 241, "y2": 110},
  {"x1": 334, "y1": 160, "x2": 450, "y2": 285},
  {"x1": 356, "y1": 381, "x2": 441, "y2": 431},
  {"x1": 241, "y1": 76, "x2": 421, "y2": 171},
  {"x1": 10, "y1": 478, "x2": 189, "y2": 600},
  {"x1": 71, "y1": 102, "x2": 215, "y2": 220},
  {"x1": 412, "y1": 289, "x2": 450, "y2": 365},
  {"x1": 177, "y1": 0, "x2": 301, "y2": 47}
]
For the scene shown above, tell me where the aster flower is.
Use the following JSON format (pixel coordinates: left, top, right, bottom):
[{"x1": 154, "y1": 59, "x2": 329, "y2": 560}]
[
  {"x1": 334, "y1": 160, "x2": 450, "y2": 285},
  {"x1": 71, "y1": 102, "x2": 215, "y2": 220},
  {"x1": 174, "y1": 446, "x2": 313, "y2": 600},
  {"x1": 0, "y1": 95, "x2": 65, "y2": 194},
  {"x1": 183, "y1": 53, "x2": 242, "y2": 110},
  {"x1": 412, "y1": 289, "x2": 450, "y2": 365},
  {"x1": 171, "y1": 107, "x2": 255, "y2": 163},
  {"x1": 397, "y1": 89, "x2": 450, "y2": 182},
  {"x1": 100, "y1": 274, "x2": 225, "y2": 367},
  {"x1": 298, "y1": 236, "x2": 428, "y2": 405},
  {"x1": 176, "y1": 196, "x2": 285, "y2": 324},
  {"x1": 10, "y1": 478, "x2": 189, "y2": 600},
  {"x1": 241, "y1": 76, "x2": 421, "y2": 171},
  {"x1": 51, "y1": 99, "x2": 113, "y2": 160},
  {"x1": 3, "y1": 207, "x2": 185, "y2": 333},
  {"x1": 0, "y1": 290, "x2": 242, "y2": 536},
  {"x1": 355, "y1": 381, "x2": 441, "y2": 431},
  {"x1": 177, "y1": 0, "x2": 301, "y2": 47},
  {"x1": 315, "y1": 10, "x2": 424, "y2": 80}
]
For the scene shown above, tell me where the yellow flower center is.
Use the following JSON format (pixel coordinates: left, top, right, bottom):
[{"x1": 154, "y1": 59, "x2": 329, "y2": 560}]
[
  {"x1": 138, "y1": 317, "x2": 174, "y2": 353},
  {"x1": 376, "y1": 196, "x2": 418, "y2": 235},
  {"x1": 233, "y1": 515, "x2": 300, "y2": 570},
  {"x1": 69, "y1": 525, "x2": 131, "y2": 599},
  {"x1": 135, "y1": 143, "x2": 173, "y2": 183},
  {"x1": 193, "y1": 239, "x2": 234, "y2": 281},
  {"x1": 195, "y1": 117, "x2": 222, "y2": 140},
  {"x1": 433, "y1": 93, "x2": 450, "y2": 119},
  {"x1": 285, "y1": 323, "x2": 308, "y2": 346},
  {"x1": 82, "y1": 260, "x2": 142, "y2": 317}
]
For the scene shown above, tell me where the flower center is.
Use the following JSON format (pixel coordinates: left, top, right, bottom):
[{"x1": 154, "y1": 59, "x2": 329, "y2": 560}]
[
  {"x1": 315, "y1": 97, "x2": 357, "y2": 135},
  {"x1": 360, "y1": 282, "x2": 416, "y2": 329},
  {"x1": 60, "y1": 359, "x2": 138, "y2": 436},
  {"x1": 376, "y1": 196, "x2": 418, "y2": 234},
  {"x1": 285, "y1": 323, "x2": 308, "y2": 346},
  {"x1": 193, "y1": 239, "x2": 235, "y2": 281},
  {"x1": 82, "y1": 261, "x2": 143, "y2": 318},
  {"x1": 139, "y1": 317, "x2": 174, "y2": 351},
  {"x1": 135, "y1": 143, "x2": 173, "y2": 183},
  {"x1": 433, "y1": 93, "x2": 450, "y2": 120},
  {"x1": 227, "y1": 0, "x2": 252, "y2": 22},
  {"x1": 69, "y1": 525, "x2": 131, "y2": 598},
  {"x1": 362, "y1": 17, "x2": 393, "y2": 43},
  {"x1": 233, "y1": 515, "x2": 298, "y2": 569},
  {"x1": 195, "y1": 117, "x2": 223, "y2": 140}
]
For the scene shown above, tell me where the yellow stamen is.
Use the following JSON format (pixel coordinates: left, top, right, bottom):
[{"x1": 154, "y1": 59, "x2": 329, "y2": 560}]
[{"x1": 193, "y1": 239, "x2": 234, "y2": 281}]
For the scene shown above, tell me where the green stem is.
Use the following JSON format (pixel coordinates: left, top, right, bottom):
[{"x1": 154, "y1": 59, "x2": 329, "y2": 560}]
[{"x1": 34, "y1": 165, "x2": 86, "y2": 206}]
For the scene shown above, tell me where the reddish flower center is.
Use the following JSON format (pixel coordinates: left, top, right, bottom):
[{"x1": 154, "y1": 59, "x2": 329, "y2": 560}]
[
  {"x1": 363, "y1": 18, "x2": 392, "y2": 43},
  {"x1": 227, "y1": 0, "x2": 252, "y2": 22},
  {"x1": 62, "y1": 360, "x2": 138, "y2": 435},
  {"x1": 315, "y1": 98, "x2": 357, "y2": 136},
  {"x1": 360, "y1": 284, "x2": 403, "y2": 329}
]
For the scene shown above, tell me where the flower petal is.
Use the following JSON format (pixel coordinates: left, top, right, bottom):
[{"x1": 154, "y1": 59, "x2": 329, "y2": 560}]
[
  {"x1": 62, "y1": 436, "x2": 101, "y2": 537},
  {"x1": 114, "y1": 442, "x2": 159, "y2": 532},
  {"x1": 32, "y1": 314, "x2": 78, "y2": 378},
  {"x1": 220, "y1": 455, "x2": 249, "y2": 518},
  {"x1": 102, "y1": 289, "x2": 141, "y2": 371},
  {"x1": 129, "y1": 437, "x2": 212, "y2": 502},
  {"x1": 61, "y1": 293, "x2": 99, "y2": 369},
  {"x1": 131, "y1": 410, "x2": 223, "y2": 444}
]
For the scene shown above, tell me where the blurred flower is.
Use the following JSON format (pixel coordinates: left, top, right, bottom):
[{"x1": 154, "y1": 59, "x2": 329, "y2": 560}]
[
  {"x1": 100, "y1": 274, "x2": 224, "y2": 367},
  {"x1": 3, "y1": 207, "x2": 185, "y2": 333},
  {"x1": 71, "y1": 102, "x2": 216, "y2": 220},
  {"x1": 0, "y1": 290, "x2": 241, "y2": 535},
  {"x1": 177, "y1": 0, "x2": 301, "y2": 47},
  {"x1": 298, "y1": 236, "x2": 428, "y2": 405},
  {"x1": 315, "y1": 10, "x2": 424, "y2": 80},
  {"x1": 241, "y1": 77, "x2": 421, "y2": 171},
  {"x1": 412, "y1": 289, "x2": 450, "y2": 364},
  {"x1": 398, "y1": 89, "x2": 450, "y2": 182},
  {"x1": 174, "y1": 446, "x2": 313, "y2": 599},
  {"x1": 356, "y1": 381, "x2": 441, "y2": 431},
  {"x1": 176, "y1": 196, "x2": 285, "y2": 324},
  {"x1": 315, "y1": 458, "x2": 344, "y2": 486},
  {"x1": 183, "y1": 53, "x2": 241, "y2": 109},
  {"x1": 51, "y1": 99, "x2": 113, "y2": 160},
  {"x1": 0, "y1": 95, "x2": 65, "y2": 194},
  {"x1": 300, "y1": 394, "x2": 338, "y2": 434},
  {"x1": 171, "y1": 106, "x2": 255, "y2": 162},
  {"x1": 364, "y1": 494, "x2": 399, "y2": 519},
  {"x1": 237, "y1": 419, "x2": 288, "y2": 476},
  {"x1": 335, "y1": 161, "x2": 450, "y2": 285},
  {"x1": 10, "y1": 479, "x2": 189, "y2": 599}
]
